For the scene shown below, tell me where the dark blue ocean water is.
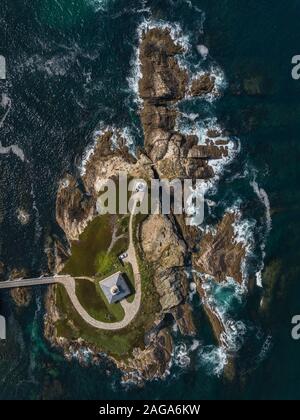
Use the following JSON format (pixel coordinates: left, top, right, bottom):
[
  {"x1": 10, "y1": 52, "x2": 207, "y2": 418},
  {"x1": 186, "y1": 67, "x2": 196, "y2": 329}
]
[{"x1": 0, "y1": 0, "x2": 300, "y2": 400}]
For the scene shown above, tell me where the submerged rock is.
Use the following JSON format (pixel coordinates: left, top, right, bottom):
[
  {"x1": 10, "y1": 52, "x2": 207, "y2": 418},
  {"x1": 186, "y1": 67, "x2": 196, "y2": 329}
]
[{"x1": 16, "y1": 208, "x2": 30, "y2": 225}]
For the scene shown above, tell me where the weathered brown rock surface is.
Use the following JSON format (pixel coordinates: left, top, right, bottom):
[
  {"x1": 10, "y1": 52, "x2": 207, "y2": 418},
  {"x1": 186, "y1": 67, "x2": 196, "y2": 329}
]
[
  {"x1": 193, "y1": 213, "x2": 246, "y2": 284},
  {"x1": 141, "y1": 214, "x2": 186, "y2": 269},
  {"x1": 47, "y1": 26, "x2": 245, "y2": 384},
  {"x1": 119, "y1": 328, "x2": 173, "y2": 383},
  {"x1": 9, "y1": 268, "x2": 32, "y2": 308},
  {"x1": 139, "y1": 28, "x2": 229, "y2": 183},
  {"x1": 56, "y1": 175, "x2": 96, "y2": 242},
  {"x1": 189, "y1": 74, "x2": 216, "y2": 97}
]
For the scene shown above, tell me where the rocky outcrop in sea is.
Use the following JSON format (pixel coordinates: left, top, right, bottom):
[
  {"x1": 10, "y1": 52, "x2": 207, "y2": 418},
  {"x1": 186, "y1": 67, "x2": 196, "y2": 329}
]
[{"x1": 45, "y1": 24, "x2": 256, "y2": 385}]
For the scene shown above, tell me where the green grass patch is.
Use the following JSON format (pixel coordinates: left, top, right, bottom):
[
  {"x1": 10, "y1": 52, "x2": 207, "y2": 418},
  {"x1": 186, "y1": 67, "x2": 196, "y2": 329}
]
[
  {"x1": 95, "y1": 252, "x2": 118, "y2": 277},
  {"x1": 54, "y1": 196, "x2": 161, "y2": 360},
  {"x1": 75, "y1": 279, "x2": 125, "y2": 323},
  {"x1": 124, "y1": 263, "x2": 135, "y2": 303},
  {"x1": 62, "y1": 213, "x2": 130, "y2": 278},
  {"x1": 62, "y1": 214, "x2": 112, "y2": 277},
  {"x1": 55, "y1": 284, "x2": 140, "y2": 358},
  {"x1": 55, "y1": 276, "x2": 159, "y2": 359}
]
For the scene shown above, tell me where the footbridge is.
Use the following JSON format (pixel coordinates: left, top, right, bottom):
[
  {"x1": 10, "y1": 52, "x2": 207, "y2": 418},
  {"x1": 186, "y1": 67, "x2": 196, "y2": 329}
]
[{"x1": 0, "y1": 275, "x2": 71, "y2": 289}]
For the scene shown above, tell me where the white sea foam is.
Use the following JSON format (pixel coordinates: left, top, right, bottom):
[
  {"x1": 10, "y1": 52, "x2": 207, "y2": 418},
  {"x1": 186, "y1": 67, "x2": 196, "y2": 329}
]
[
  {"x1": 182, "y1": 0, "x2": 204, "y2": 15},
  {"x1": 189, "y1": 281, "x2": 197, "y2": 301},
  {"x1": 127, "y1": 44, "x2": 143, "y2": 106},
  {"x1": 194, "y1": 137, "x2": 239, "y2": 203},
  {"x1": 0, "y1": 93, "x2": 27, "y2": 162},
  {"x1": 24, "y1": 52, "x2": 76, "y2": 77},
  {"x1": 30, "y1": 183, "x2": 43, "y2": 245},
  {"x1": 232, "y1": 212, "x2": 256, "y2": 250},
  {"x1": 250, "y1": 174, "x2": 272, "y2": 288},
  {"x1": 223, "y1": 165, "x2": 272, "y2": 289},
  {"x1": 226, "y1": 204, "x2": 256, "y2": 286},
  {"x1": 198, "y1": 345, "x2": 227, "y2": 377},
  {"x1": 197, "y1": 44, "x2": 209, "y2": 59},
  {"x1": 23, "y1": 43, "x2": 100, "y2": 80},
  {"x1": 175, "y1": 117, "x2": 240, "y2": 214},
  {"x1": 190, "y1": 339, "x2": 201, "y2": 352},
  {"x1": 88, "y1": 0, "x2": 111, "y2": 12},
  {"x1": 195, "y1": 272, "x2": 248, "y2": 360},
  {"x1": 200, "y1": 275, "x2": 246, "y2": 318},
  {"x1": 174, "y1": 343, "x2": 191, "y2": 368},
  {"x1": 220, "y1": 320, "x2": 248, "y2": 352},
  {"x1": 138, "y1": 19, "x2": 192, "y2": 54},
  {"x1": 172, "y1": 322, "x2": 179, "y2": 333},
  {"x1": 80, "y1": 134, "x2": 98, "y2": 176},
  {"x1": 71, "y1": 347, "x2": 94, "y2": 365},
  {"x1": 251, "y1": 177, "x2": 272, "y2": 235},
  {"x1": 0, "y1": 141, "x2": 26, "y2": 162},
  {"x1": 173, "y1": 340, "x2": 201, "y2": 369},
  {"x1": 188, "y1": 66, "x2": 227, "y2": 102}
]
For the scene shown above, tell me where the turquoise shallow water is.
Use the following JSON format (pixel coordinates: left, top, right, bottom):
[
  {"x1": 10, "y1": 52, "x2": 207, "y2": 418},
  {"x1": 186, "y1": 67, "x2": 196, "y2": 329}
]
[{"x1": 0, "y1": 0, "x2": 300, "y2": 400}]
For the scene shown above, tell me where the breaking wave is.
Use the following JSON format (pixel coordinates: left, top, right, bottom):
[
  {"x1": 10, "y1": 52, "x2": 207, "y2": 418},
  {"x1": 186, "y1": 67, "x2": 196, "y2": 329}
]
[
  {"x1": 250, "y1": 173, "x2": 272, "y2": 287},
  {"x1": 82, "y1": 10, "x2": 270, "y2": 382},
  {"x1": 195, "y1": 272, "x2": 248, "y2": 369},
  {"x1": 173, "y1": 340, "x2": 201, "y2": 369},
  {"x1": 201, "y1": 275, "x2": 246, "y2": 318},
  {"x1": 187, "y1": 66, "x2": 227, "y2": 101},
  {"x1": 138, "y1": 19, "x2": 192, "y2": 53},
  {"x1": 127, "y1": 44, "x2": 143, "y2": 106},
  {"x1": 198, "y1": 345, "x2": 227, "y2": 377},
  {"x1": 175, "y1": 116, "x2": 240, "y2": 202},
  {"x1": 88, "y1": 0, "x2": 112, "y2": 12}
]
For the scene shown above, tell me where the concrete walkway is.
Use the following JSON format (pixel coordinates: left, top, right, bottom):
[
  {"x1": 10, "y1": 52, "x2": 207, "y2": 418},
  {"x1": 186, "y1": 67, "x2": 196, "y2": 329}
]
[
  {"x1": 57, "y1": 193, "x2": 142, "y2": 331},
  {"x1": 0, "y1": 194, "x2": 143, "y2": 331}
]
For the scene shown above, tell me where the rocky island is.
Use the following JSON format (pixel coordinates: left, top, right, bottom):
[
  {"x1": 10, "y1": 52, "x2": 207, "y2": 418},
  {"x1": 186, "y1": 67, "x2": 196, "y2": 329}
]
[{"x1": 45, "y1": 25, "x2": 249, "y2": 384}]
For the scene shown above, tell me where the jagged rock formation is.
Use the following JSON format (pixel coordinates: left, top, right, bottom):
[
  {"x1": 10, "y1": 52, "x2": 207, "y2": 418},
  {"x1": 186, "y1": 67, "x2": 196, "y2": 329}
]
[
  {"x1": 56, "y1": 175, "x2": 96, "y2": 242},
  {"x1": 56, "y1": 131, "x2": 153, "y2": 244},
  {"x1": 138, "y1": 27, "x2": 247, "y2": 369},
  {"x1": 47, "y1": 26, "x2": 246, "y2": 384},
  {"x1": 139, "y1": 28, "x2": 188, "y2": 103},
  {"x1": 139, "y1": 28, "x2": 228, "y2": 184},
  {"x1": 189, "y1": 73, "x2": 216, "y2": 97},
  {"x1": 119, "y1": 328, "x2": 173, "y2": 383},
  {"x1": 193, "y1": 213, "x2": 246, "y2": 284},
  {"x1": 141, "y1": 214, "x2": 186, "y2": 269},
  {"x1": 9, "y1": 268, "x2": 32, "y2": 308}
]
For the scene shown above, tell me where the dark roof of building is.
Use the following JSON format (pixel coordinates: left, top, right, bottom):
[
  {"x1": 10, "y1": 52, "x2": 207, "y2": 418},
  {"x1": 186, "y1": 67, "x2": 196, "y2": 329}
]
[{"x1": 99, "y1": 271, "x2": 131, "y2": 304}]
